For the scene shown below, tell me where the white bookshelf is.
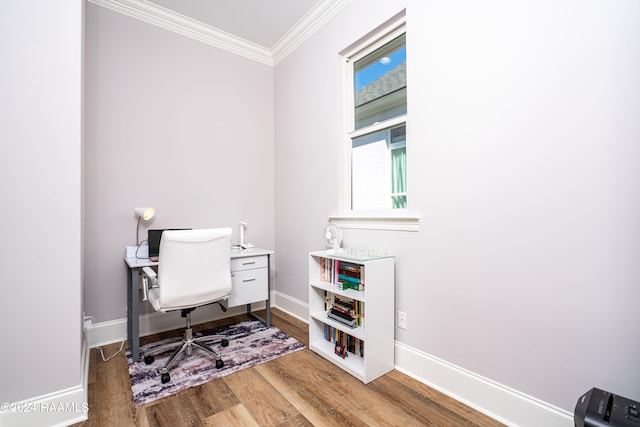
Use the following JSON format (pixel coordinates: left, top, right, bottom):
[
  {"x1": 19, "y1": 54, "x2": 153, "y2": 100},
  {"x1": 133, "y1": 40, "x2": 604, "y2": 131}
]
[{"x1": 308, "y1": 250, "x2": 395, "y2": 383}]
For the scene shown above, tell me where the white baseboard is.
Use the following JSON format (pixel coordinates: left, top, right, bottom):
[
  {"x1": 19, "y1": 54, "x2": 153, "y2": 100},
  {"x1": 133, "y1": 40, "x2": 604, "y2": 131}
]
[
  {"x1": 270, "y1": 294, "x2": 573, "y2": 427},
  {"x1": 85, "y1": 316, "x2": 126, "y2": 348},
  {"x1": 0, "y1": 387, "x2": 87, "y2": 427},
  {"x1": 271, "y1": 290, "x2": 309, "y2": 323},
  {"x1": 0, "y1": 337, "x2": 90, "y2": 427},
  {"x1": 86, "y1": 301, "x2": 267, "y2": 348},
  {"x1": 395, "y1": 342, "x2": 573, "y2": 427}
]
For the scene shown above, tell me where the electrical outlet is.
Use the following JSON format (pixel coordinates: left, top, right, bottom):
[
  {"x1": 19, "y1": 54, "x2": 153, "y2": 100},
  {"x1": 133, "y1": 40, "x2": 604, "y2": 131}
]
[
  {"x1": 398, "y1": 311, "x2": 407, "y2": 329},
  {"x1": 83, "y1": 315, "x2": 95, "y2": 329}
]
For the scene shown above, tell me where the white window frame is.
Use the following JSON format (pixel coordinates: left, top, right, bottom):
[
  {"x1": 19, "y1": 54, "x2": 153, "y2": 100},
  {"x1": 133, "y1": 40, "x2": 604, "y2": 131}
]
[{"x1": 332, "y1": 12, "x2": 419, "y2": 231}]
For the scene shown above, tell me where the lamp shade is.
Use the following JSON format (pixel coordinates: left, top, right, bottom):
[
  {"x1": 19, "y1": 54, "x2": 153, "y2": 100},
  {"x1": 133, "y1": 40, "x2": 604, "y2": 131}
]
[{"x1": 134, "y1": 207, "x2": 155, "y2": 221}]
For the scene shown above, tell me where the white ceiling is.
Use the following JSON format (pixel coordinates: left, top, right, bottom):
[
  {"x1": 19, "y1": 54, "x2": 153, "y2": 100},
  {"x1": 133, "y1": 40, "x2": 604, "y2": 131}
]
[{"x1": 146, "y1": 0, "x2": 322, "y2": 49}]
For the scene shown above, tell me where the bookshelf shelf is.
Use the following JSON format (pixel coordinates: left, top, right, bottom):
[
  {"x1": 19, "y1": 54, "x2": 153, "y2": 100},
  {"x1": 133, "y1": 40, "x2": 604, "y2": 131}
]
[
  {"x1": 308, "y1": 250, "x2": 395, "y2": 384},
  {"x1": 309, "y1": 309, "x2": 365, "y2": 340},
  {"x1": 309, "y1": 336, "x2": 365, "y2": 379},
  {"x1": 309, "y1": 279, "x2": 367, "y2": 302}
]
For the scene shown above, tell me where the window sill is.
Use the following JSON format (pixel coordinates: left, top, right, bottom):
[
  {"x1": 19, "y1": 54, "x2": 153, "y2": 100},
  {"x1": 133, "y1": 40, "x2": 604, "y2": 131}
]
[{"x1": 328, "y1": 214, "x2": 420, "y2": 231}]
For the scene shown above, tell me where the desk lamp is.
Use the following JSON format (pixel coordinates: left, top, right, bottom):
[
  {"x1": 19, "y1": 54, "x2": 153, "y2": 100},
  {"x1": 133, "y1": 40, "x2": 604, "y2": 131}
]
[{"x1": 135, "y1": 207, "x2": 155, "y2": 245}]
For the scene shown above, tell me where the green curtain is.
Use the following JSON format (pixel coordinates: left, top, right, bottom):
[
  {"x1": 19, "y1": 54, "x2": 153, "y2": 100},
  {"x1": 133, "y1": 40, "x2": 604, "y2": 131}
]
[{"x1": 391, "y1": 147, "x2": 406, "y2": 208}]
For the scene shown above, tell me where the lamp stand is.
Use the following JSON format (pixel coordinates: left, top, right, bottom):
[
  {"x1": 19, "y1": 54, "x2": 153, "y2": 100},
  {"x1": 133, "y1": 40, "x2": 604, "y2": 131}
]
[{"x1": 136, "y1": 217, "x2": 142, "y2": 246}]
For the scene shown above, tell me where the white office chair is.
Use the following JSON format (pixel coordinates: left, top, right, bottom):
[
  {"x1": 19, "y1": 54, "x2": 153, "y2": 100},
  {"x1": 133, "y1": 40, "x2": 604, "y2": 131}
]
[{"x1": 140, "y1": 228, "x2": 233, "y2": 384}]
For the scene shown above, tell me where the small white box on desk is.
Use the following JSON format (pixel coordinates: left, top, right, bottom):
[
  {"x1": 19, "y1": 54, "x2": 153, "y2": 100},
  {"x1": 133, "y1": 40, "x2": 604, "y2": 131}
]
[{"x1": 126, "y1": 245, "x2": 148, "y2": 258}]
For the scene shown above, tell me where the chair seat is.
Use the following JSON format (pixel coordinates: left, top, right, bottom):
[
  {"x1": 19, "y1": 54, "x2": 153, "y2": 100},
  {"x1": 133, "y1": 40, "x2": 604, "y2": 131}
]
[{"x1": 148, "y1": 287, "x2": 231, "y2": 313}]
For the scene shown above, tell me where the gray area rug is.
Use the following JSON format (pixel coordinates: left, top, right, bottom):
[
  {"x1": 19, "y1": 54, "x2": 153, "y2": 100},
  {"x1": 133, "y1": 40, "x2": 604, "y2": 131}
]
[{"x1": 126, "y1": 319, "x2": 305, "y2": 406}]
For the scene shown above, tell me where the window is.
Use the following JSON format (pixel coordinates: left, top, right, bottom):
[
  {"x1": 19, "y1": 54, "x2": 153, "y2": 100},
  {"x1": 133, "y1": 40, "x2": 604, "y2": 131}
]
[{"x1": 346, "y1": 24, "x2": 407, "y2": 212}]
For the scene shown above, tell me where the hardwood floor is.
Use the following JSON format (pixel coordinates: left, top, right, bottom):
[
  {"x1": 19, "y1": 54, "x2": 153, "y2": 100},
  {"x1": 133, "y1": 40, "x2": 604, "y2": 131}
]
[{"x1": 74, "y1": 309, "x2": 504, "y2": 426}]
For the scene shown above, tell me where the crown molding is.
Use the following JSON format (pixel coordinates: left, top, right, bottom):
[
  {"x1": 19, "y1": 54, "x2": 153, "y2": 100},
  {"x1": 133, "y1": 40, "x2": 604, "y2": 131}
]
[
  {"x1": 88, "y1": 0, "x2": 274, "y2": 66},
  {"x1": 88, "y1": 0, "x2": 353, "y2": 67},
  {"x1": 271, "y1": 0, "x2": 352, "y2": 65}
]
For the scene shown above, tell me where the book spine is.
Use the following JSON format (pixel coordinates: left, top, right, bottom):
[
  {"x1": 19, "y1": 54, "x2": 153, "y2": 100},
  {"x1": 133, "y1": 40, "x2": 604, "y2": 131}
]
[
  {"x1": 338, "y1": 274, "x2": 361, "y2": 283},
  {"x1": 324, "y1": 324, "x2": 365, "y2": 357}
]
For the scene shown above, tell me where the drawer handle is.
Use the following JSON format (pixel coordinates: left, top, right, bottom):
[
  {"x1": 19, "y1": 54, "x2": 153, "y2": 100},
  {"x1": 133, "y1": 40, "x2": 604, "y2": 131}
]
[
  {"x1": 242, "y1": 278, "x2": 256, "y2": 283},
  {"x1": 242, "y1": 261, "x2": 256, "y2": 265}
]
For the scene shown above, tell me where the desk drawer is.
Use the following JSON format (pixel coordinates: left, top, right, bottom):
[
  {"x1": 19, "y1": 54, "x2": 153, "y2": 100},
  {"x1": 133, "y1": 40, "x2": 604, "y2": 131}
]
[
  {"x1": 228, "y1": 267, "x2": 268, "y2": 307},
  {"x1": 231, "y1": 255, "x2": 268, "y2": 271}
]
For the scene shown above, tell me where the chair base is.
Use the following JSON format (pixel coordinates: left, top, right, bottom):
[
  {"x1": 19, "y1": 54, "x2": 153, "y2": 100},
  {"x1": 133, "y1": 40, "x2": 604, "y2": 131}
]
[{"x1": 143, "y1": 311, "x2": 229, "y2": 383}]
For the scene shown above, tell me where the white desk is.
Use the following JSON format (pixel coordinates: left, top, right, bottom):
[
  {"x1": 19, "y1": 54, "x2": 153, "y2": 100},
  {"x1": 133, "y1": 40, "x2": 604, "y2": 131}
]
[{"x1": 125, "y1": 247, "x2": 273, "y2": 362}]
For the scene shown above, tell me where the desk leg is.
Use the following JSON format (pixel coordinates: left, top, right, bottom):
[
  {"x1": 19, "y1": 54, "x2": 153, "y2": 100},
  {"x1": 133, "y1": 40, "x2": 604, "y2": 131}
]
[
  {"x1": 245, "y1": 254, "x2": 271, "y2": 327},
  {"x1": 266, "y1": 254, "x2": 271, "y2": 326},
  {"x1": 127, "y1": 267, "x2": 140, "y2": 362},
  {"x1": 246, "y1": 302, "x2": 271, "y2": 327}
]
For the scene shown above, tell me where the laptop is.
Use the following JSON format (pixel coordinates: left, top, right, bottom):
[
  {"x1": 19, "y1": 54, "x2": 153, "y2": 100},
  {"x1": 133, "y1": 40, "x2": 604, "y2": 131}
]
[{"x1": 147, "y1": 229, "x2": 191, "y2": 261}]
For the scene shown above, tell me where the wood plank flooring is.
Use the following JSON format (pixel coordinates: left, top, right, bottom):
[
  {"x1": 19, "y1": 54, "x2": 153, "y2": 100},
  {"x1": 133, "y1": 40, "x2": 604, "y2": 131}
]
[{"x1": 73, "y1": 308, "x2": 504, "y2": 426}]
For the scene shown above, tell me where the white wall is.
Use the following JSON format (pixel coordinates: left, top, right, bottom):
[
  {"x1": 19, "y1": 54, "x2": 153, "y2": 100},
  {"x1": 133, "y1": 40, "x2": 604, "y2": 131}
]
[
  {"x1": 0, "y1": 0, "x2": 83, "y2": 404},
  {"x1": 274, "y1": 0, "x2": 640, "y2": 413},
  {"x1": 84, "y1": 4, "x2": 275, "y2": 322}
]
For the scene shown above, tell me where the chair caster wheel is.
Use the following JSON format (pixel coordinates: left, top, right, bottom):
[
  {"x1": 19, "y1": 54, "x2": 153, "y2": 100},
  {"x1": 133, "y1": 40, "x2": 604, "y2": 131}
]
[
  {"x1": 216, "y1": 359, "x2": 224, "y2": 369},
  {"x1": 144, "y1": 355, "x2": 154, "y2": 365},
  {"x1": 221, "y1": 339, "x2": 229, "y2": 347},
  {"x1": 161, "y1": 372, "x2": 170, "y2": 384}
]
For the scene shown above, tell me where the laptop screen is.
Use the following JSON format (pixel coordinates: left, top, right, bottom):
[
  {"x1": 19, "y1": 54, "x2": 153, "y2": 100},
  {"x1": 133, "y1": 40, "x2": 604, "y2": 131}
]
[{"x1": 147, "y1": 229, "x2": 191, "y2": 260}]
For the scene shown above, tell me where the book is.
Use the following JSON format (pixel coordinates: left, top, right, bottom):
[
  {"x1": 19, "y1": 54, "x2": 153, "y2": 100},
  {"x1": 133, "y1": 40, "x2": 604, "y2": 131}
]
[
  {"x1": 324, "y1": 325, "x2": 364, "y2": 357},
  {"x1": 319, "y1": 258, "x2": 366, "y2": 290},
  {"x1": 325, "y1": 292, "x2": 364, "y2": 327},
  {"x1": 328, "y1": 308, "x2": 356, "y2": 328},
  {"x1": 338, "y1": 262, "x2": 365, "y2": 290},
  {"x1": 338, "y1": 274, "x2": 361, "y2": 284},
  {"x1": 334, "y1": 341, "x2": 348, "y2": 358}
]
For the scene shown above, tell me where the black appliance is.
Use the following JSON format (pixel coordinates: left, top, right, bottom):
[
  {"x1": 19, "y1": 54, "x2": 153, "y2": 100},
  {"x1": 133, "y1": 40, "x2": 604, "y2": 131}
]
[{"x1": 575, "y1": 387, "x2": 640, "y2": 427}]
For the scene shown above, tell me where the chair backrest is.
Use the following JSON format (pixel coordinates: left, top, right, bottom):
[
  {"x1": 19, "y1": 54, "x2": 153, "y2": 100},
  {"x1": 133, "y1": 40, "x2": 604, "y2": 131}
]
[{"x1": 156, "y1": 228, "x2": 232, "y2": 311}]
